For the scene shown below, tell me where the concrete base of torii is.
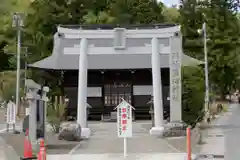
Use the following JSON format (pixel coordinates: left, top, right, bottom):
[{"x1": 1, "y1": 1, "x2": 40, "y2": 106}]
[
  {"x1": 149, "y1": 126, "x2": 165, "y2": 137},
  {"x1": 81, "y1": 128, "x2": 91, "y2": 139}
]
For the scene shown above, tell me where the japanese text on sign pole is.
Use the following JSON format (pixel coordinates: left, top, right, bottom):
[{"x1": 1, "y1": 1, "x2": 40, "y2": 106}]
[{"x1": 116, "y1": 100, "x2": 134, "y2": 138}]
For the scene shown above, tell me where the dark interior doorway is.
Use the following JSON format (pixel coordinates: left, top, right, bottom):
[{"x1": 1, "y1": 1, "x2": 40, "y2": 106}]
[{"x1": 103, "y1": 82, "x2": 132, "y2": 115}]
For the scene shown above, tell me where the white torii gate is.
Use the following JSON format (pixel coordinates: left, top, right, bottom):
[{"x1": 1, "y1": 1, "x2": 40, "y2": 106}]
[{"x1": 58, "y1": 26, "x2": 182, "y2": 138}]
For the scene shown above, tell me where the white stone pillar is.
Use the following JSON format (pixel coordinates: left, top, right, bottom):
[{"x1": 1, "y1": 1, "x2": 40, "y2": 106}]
[
  {"x1": 169, "y1": 34, "x2": 182, "y2": 123},
  {"x1": 26, "y1": 88, "x2": 38, "y2": 150},
  {"x1": 42, "y1": 86, "x2": 49, "y2": 142},
  {"x1": 149, "y1": 37, "x2": 164, "y2": 136},
  {"x1": 77, "y1": 38, "x2": 91, "y2": 138},
  {"x1": 25, "y1": 79, "x2": 41, "y2": 149}
]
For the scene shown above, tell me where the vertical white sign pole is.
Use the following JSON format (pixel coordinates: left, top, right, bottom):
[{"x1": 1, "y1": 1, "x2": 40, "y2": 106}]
[
  {"x1": 124, "y1": 137, "x2": 127, "y2": 158},
  {"x1": 116, "y1": 99, "x2": 134, "y2": 158}
]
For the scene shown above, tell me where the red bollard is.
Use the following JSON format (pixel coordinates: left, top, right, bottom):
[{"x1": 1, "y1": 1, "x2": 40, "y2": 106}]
[
  {"x1": 38, "y1": 139, "x2": 46, "y2": 160},
  {"x1": 186, "y1": 127, "x2": 191, "y2": 160}
]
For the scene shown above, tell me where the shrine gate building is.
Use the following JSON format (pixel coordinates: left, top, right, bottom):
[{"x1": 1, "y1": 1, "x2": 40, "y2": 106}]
[{"x1": 29, "y1": 24, "x2": 202, "y2": 137}]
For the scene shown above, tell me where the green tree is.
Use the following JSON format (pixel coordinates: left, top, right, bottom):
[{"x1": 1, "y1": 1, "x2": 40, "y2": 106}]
[
  {"x1": 202, "y1": 0, "x2": 240, "y2": 96},
  {"x1": 109, "y1": 0, "x2": 164, "y2": 24},
  {"x1": 180, "y1": 0, "x2": 240, "y2": 96},
  {"x1": 0, "y1": 0, "x2": 13, "y2": 71},
  {"x1": 0, "y1": 0, "x2": 32, "y2": 70},
  {"x1": 22, "y1": 0, "x2": 100, "y2": 84},
  {"x1": 0, "y1": 71, "x2": 24, "y2": 101},
  {"x1": 237, "y1": 13, "x2": 240, "y2": 19},
  {"x1": 179, "y1": 0, "x2": 204, "y2": 60},
  {"x1": 162, "y1": 5, "x2": 180, "y2": 23},
  {"x1": 0, "y1": 0, "x2": 32, "y2": 52},
  {"x1": 83, "y1": 11, "x2": 115, "y2": 24}
]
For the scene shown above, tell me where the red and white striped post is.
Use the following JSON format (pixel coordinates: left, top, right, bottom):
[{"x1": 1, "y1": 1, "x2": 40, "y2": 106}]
[{"x1": 186, "y1": 126, "x2": 191, "y2": 160}]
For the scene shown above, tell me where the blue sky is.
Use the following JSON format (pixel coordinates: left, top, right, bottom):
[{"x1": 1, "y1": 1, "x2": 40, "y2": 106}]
[{"x1": 159, "y1": 0, "x2": 179, "y2": 7}]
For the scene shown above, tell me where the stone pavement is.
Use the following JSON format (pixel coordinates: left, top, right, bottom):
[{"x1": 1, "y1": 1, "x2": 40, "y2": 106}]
[
  {"x1": 0, "y1": 134, "x2": 19, "y2": 160},
  {"x1": 196, "y1": 103, "x2": 238, "y2": 159},
  {"x1": 0, "y1": 124, "x2": 22, "y2": 133},
  {"x1": 47, "y1": 153, "x2": 197, "y2": 160},
  {"x1": 69, "y1": 122, "x2": 185, "y2": 154},
  {"x1": 224, "y1": 103, "x2": 240, "y2": 160},
  {"x1": 0, "y1": 138, "x2": 5, "y2": 160},
  {"x1": 197, "y1": 117, "x2": 226, "y2": 158},
  {"x1": 0, "y1": 115, "x2": 25, "y2": 160},
  {"x1": 0, "y1": 119, "x2": 199, "y2": 160},
  {"x1": 47, "y1": 121, "x2": 197, "y2": 160},
  {"x1": 140, "y1": 122, "x2": 201, "y2": 153},
  {"x1": 0, "y1": 151, "x2": 5, "y2": 160}
]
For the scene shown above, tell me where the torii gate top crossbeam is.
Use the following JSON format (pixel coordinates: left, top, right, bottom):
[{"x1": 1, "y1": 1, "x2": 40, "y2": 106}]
[
  {"x1": 58, "y1": 25, "x2": 181, "y2": 39},
  {"x1": 58, "y1": 25, "x2": 182, "y2": 55}
]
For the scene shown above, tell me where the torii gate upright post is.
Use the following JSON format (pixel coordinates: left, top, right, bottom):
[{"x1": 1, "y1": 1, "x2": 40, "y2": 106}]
[
  {"x1": 149, "y1": 37, "x2": 164, "y2": 136},
  {"x1": 77, "y1": 38, "x2": 91, "y2": 138}
]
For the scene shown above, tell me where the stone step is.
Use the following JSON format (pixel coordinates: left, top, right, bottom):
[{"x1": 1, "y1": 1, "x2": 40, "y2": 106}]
[{"x1": 102, "y1": 113, "x2": 117, "y2": 122}]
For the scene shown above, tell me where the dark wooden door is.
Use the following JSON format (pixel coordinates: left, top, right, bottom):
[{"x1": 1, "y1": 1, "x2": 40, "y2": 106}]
[{"x1": 103, "y1": 83, "x2": 132, "y2": 114}]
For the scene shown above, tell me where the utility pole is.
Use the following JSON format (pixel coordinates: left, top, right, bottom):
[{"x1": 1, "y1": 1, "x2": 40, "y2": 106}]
[
  {"x1": 203, "y1": 22, "x2": 209, "y2": 121},
  {"x1": 21, "y1": 46, "x2": 29, "y2": 94},
  {"x1": 12, "y1": 13, "x2": 24, "y2": 116},
  {"x1": 199, "y1": 22, "x2": 209, "y2": 122}
]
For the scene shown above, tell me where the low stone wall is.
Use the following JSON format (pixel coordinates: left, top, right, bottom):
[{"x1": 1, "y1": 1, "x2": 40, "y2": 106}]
[{"x1": 162, "y1": 123, "x2": 187, "y2": 137}]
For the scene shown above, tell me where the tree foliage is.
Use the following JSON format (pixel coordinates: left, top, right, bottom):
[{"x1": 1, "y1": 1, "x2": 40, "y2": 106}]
[
  {"x1": 0, "y1": 0, "x2": 32, "y2": 71},
  {"x1": 179, "y1": 0, "x2": 204, "y2": 60},
  {"x1": 203, "y1": 0, "x2": 240, "y2": 95},
  {"x1": 162, "y1": 4, "x2": 180, "y2": 23},
  {"x1": 0, "y1": 71, "x2": 24, "y2": 101},
  {"x1": 180, "y1": 0, "x2": 240, "y2": 96},
  {"x1": 109, "y1": 0, "x2": 164, "y2": 24}
]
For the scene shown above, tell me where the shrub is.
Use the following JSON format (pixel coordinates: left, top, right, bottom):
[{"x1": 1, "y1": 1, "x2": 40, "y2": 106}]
[
  {"x1": 47, "y1": 101, "x2": 66, "y2": 133},
  {"x1": 182, "y1": 66, "x2": 205, "y2": 126}
]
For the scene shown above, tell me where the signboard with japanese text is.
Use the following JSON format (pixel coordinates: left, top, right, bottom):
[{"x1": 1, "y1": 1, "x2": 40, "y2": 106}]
[
  {"x1": 169, "y1": 36, "x2": 182, "y2": 121},
  {"x1": 116, "y1": 99, "x2": 134, "y2": 138},
  {"x1": 6, "y1": 100, "x2": 16, "y2": 125}
]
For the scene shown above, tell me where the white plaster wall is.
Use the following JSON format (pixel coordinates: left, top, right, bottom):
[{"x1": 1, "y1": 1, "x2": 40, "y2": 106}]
[
  {"x1": 87, "y1": 87, "x2": 102, "y2": 97},
  {"x1": 65, "y1": 87, "x2": 102, "y2": 97},
  {"x1": 133, "y1": 85, "x2": 153, "y2": 95}
]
